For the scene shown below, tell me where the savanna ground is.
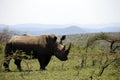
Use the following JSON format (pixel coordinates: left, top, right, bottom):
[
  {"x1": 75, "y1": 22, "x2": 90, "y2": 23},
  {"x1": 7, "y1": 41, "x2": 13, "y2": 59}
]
[{"x1": 0, "y1": 29, "x2": 120, "y2": 80}]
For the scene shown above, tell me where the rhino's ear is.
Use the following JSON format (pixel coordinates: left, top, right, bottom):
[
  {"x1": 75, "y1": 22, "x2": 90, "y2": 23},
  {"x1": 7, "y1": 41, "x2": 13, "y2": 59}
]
[{"x1": 61, "y1": 35, "x2": 66, "y2": 40}]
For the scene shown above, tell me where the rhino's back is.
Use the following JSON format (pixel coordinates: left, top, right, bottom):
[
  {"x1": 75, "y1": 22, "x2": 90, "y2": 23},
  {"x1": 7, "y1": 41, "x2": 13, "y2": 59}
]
[
  {"x1": 9, "y1": 36, "x2": 38, "y2": 44},
  {"x1": 9, "y1": 35, "x2": 48, "y2": 45},
  {"x1": 7, "y1": 35, "x2": 49, "y2": 53}
]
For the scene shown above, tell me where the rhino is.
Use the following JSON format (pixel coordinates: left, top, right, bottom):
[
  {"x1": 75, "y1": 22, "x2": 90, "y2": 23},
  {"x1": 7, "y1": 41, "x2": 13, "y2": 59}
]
[{"x1": 3, "y1": 34, "x2": 71, "y2": 71}]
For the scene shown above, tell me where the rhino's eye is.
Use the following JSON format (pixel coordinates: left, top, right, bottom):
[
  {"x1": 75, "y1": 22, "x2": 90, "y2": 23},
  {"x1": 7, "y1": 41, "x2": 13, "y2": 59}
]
[
  {"x1": 60, "y1": 41, "x2": 62, "y2": 44},
  {"x1": 54, "y1": 37, "x2": 57, "y2": 42}
]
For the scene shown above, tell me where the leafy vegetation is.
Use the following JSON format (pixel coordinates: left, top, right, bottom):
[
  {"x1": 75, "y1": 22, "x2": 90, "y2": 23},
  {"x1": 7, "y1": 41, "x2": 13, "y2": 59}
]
[{"x1": 0, "y1": 28, "x2": 120, "y2": 80}]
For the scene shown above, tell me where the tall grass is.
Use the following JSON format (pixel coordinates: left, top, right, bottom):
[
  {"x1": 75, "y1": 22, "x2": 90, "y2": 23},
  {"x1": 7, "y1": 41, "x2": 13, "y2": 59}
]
[{"x1": 0, "y1": 44, "x2": 4, "y2": 71}]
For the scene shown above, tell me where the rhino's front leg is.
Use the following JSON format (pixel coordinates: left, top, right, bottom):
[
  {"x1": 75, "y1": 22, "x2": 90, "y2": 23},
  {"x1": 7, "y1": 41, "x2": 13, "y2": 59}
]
[
  {"x1": 14, "y1": 59, "x2": 22, "y2": 71},
  {"x1": 38, "y1": 56, "x2": 51, "y2": 70}
]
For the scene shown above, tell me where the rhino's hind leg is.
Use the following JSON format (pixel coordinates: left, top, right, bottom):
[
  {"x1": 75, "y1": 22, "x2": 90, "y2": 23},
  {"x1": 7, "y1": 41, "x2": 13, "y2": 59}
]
[
  {"x1": 38, "y1": 56, "x2": 51, "y2": 70},
  {"x1": 3, "y1": 57, "x2": 11, "y2": 71},
  {"x1": 14, "y1": 59, "x2": 22, "y2": 71}
]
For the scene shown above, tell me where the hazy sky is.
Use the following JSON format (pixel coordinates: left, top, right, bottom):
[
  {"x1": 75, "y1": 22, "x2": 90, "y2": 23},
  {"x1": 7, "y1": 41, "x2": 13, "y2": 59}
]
[{"x1": 0, "y1": 0, "x2": 120, "y2": 25}]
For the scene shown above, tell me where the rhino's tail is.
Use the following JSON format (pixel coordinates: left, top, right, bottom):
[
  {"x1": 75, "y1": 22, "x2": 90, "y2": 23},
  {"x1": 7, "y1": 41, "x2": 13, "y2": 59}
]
[{"x1": 4, "y1": 43, "x2": 12, "y2": 57}]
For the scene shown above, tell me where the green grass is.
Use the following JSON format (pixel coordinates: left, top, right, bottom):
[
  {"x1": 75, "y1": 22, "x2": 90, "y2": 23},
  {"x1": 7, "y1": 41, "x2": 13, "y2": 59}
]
[{"x1": 0, "y1": 50, "x2": 119, "y2": 80}]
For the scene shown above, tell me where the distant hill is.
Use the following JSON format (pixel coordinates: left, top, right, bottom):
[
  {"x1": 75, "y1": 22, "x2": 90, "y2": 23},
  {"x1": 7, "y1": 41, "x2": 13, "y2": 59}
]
[
  {"x1": 84, "y1": 23, "x2": 120, "y2": 33},
  {"x1": 0, "y1": 23, "x2": 120, "y2": 35},
  {"x1": 42, "y1": 26, "x2": 85, "y2": 35}
]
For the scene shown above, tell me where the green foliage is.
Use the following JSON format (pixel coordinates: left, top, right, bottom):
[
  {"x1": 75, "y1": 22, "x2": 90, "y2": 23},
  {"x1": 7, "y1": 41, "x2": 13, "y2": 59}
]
[
  {"x1": 0, "y1": 44, "x2": 4, "y2": 71},
  {"x1": 0, "y1": 44, "x2": 4, "y2": 54},
  {"x1": 87, "y1": 33, "x2": 109, "y2": 47},
  {"x1": 0, "y1": 32, "x2": 120, "y2": 80},
  {"x1": 86, "y1": 32, "x2": 120, "y2": 53},
  {"x1": 85, "y1": 32, "x2": 120, "y2": 78},
  {"x1": 0, "y1": 52, "x2": 119, "y2": 80},
  {"x1": 11, "y1": 50, "x2": 34, "y2": 60}
]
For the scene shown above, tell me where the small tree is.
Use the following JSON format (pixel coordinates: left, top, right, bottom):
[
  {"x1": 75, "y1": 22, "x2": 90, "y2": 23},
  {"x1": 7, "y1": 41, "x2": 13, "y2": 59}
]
[
  {"x1": 86, "y1": 33, "x2": 120, "y2": 53},
  {"x1": 86, "y1": 33, "x2": 120, "y2": 77},
  {"x1": 0, "y1": 26, "x2": 15, "y2": 45}
]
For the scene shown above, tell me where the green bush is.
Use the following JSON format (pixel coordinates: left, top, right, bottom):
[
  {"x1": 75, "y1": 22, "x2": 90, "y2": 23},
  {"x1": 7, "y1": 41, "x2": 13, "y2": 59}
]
[
  {"x1": 0, "y1": 44, "x2": 4, "y2": 71},
  {"x1": 0, "y1": 44, "x2": 4, "y2": 54}
]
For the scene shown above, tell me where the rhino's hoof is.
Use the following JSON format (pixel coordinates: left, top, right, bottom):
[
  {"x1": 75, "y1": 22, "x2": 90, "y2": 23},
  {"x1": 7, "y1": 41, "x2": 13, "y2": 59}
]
[
  {"x1": 19, "y1": 69, "x2": 23, "y2": 72},
  {"x1": 40, "y1": 68, "x2": 46, "y2": 71},
  {"x1": 5, "y1": 69, "x2": 11, "y2": 72}
]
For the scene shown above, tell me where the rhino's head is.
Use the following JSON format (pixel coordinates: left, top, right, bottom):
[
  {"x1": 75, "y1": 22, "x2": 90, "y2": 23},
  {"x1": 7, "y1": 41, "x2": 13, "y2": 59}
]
[{"x1": 49, "y1": 34, "x2": 71, "y2": 61}]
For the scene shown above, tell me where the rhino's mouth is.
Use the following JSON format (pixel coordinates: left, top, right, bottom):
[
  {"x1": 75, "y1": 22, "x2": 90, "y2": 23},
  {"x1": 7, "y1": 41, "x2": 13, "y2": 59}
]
[{"x1": 54, "y1": 43, "x2": 71, "y2": 61}]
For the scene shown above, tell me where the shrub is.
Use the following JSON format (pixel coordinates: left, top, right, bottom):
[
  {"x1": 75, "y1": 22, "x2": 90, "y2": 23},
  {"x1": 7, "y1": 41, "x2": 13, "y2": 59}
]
[
  {"x1": 0, "y1": 44, "x2": 4, "y2": 54},
  {"x1": 0, "y1": 27, "x2": 15, "y2": 45}
]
